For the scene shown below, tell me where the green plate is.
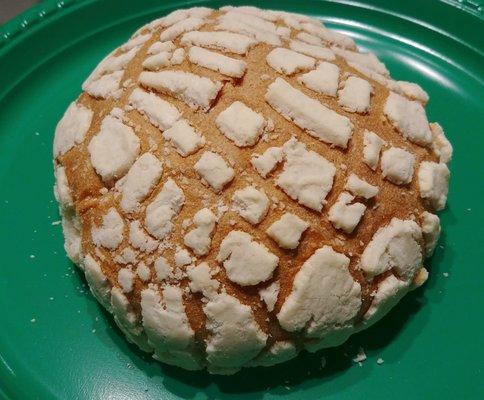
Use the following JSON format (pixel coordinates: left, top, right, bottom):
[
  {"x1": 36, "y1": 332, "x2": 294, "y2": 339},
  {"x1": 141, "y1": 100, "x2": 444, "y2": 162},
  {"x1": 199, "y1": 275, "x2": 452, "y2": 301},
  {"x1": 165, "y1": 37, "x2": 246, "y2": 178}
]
[{"x1": 0, "y1": 0, "x2": 483, "y2": 399}]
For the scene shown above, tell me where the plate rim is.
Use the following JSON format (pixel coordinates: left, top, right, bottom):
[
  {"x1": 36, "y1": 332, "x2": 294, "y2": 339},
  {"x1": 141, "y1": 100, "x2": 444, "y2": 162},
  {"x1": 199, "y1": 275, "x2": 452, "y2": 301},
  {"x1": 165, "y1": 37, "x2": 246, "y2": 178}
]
[
  {"x1": 0, "y1": 1, "x2": 483, "y2": 399},
  {"x1": 1, "y1": 0, "x2": 483, "y2": 54}
]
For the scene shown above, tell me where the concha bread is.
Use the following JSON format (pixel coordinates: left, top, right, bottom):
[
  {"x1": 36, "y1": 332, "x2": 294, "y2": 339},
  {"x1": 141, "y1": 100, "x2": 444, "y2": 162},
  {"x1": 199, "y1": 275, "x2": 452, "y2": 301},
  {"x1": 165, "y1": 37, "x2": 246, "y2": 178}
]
[{"x1": 52, "y1": 5, "x2": 452, "y2": 374}]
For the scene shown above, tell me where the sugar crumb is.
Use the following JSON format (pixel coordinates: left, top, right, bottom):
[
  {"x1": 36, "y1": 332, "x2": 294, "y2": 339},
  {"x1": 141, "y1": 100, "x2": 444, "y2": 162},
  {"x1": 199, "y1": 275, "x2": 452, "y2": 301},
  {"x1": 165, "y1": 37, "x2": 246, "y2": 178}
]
[{"x1": 352, "y1": 347, "x2": 366, "y2": 364}]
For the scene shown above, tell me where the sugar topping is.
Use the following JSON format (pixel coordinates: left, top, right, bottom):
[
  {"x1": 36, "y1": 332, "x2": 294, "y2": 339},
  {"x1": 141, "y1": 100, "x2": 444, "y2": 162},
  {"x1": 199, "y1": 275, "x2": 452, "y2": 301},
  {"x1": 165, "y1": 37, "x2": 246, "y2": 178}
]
[
  {"x1": 184, "y1": 208, "x2": 217, "y2": 256},
  {"x1": 289, "y1": 40, "x2": 335, "y2": 61},
  {"x1": 338, "y1": 76, "x2": 373, "y2": 113},
  {"x1": 159, "y1": 17, "x2": 206, "y2": 41},
  {"x1": 84, "y1": 70, "x2": 124, "y2": 99},
  {"x1": 162, "y1": 120, "x2": 205, "y2": 157},
  {"x1": 188, "y1": 46, "x2": 247, "y2": 78},
  {"x1": 118, "y1": 267, "x2": 135, "y2": 293},
  {"x1": 421, "y1": 211, "x2": 441, "y2": 256},
  {"x1": 170, "y1": 48, "x2": 185, "y2": 65},
  {"x1": 82, "y1": 46, "x2": 140, "y2": 99},
  {"x1": 83, "y1": 254, "x2": 112, "y2": 311},
  {"x1": 217, "y1": 231, "x2": 278, "y2": 286},
  {"x1": 266, "y1": 212, "x2": 309, "y2": 249},
  {"x1": 114, "y1": 247, "x2": 137, "y2": 265},
  {"x1": 347, "y1": 61, "x2": 429, "y2": 104},
  {"x1": 129, "y1": 220, "x2": 159, "y2": 253},
  {"x1": 248, "y1": 340, "x2": 297, "y2": 367},
  {"x1": 258, "y1": 281, "x2": 280, "y2": 312},
  {"x1": 347, "y1": 60, "x2": 390, "y2": 83},
  {"x1": 360, "y1": 218, "x2": 423, "y2": 281},
  {"x1": 276, "y1": 26, "x2": 291, "y2": 37},
  {"x1": 186, "y1": 262, "x2": 220, "y2": 297},
  {"x1": 216, "y1": 11, "x2": 281, "y2": 46},
  {"x1": 141, "y1": 284, "x2": 195, "y2": 352},
  {"x1": 91, "y1": 207, "x2": 124, "y2": 250},
  {"x1": 417, "y1": 161, "x2": 450, "y2": 211},
  {"x1": 139, "y1": 70, "x2": 223, "y2": 112},
  {"x1": 128, "y1": 88, "x2": 181, "y2": 131},
  {"x1": 181, "y1": 30, "x2": 257, "y2": 55},
  {"x1": 381, "y1": 147, "x2": 415, "y2": 185},
  {"x1": 273, "y1": 10, "x2": 322, "y2": 28},
  {"x1": 296, "y1": 31, "x2": 323, "y2": 46},
  {"x1": 301, "y1": 23, "x2": 356, "y2": 50},
  {"x1": 142, "y1": 51, "x2": 172, "y2": 70},
  {"x1": 232, "y1": 186, "x2": 269, "y2": 225},
  {"x1": 122, "y1": 33, "x2": 151, "y2": 52},
  {"x1": 298, "y1": 61, "x2": 340, "y2": 97},
  {"x1": 110, "y1": 287, "x2": 151, "y2": 351},
  {"x1": 88, "y1": 116, "x2": 140, "y2": 182},
  {"x1": 362, "y1": 130, "x2": 385, "y2": 170},
  {"x1": 150, "y1": 8, "x2": 212, "y2": 32},
  {"x1": 276, "y1": 138, "x2": 336, "y2": 211},
  {"x1": 221, "y1": 6, "x2": 278, "y2": 21},
  {"x1": 251, "y1": 147, "x2": 283, "y2": 178},
  {"x1": 328, "y1": 192, "x2": 366, "y2": 234},
  {"x1": 277, "y1": 246, "x2": 361, "y2": 339},
  {"x1": 332, "y1": 47, "x2": 388, "y2": 76},
  {"x1": 120, "y1": 152, "x2": 163, "y2": 213},
  {"x1": 60, "y1": 210, "x2": 81, "y2": 264},
  {"x1": 111, "y1": 286, "x2": 151, "y2": 351},
  {"x1": 204, "y1": 293, "x2": 268, "y2": 368},
  {"x1": 363, "y1": 274, "x2": 409, "y2": 326},
  {"x1": 53, "y1": 102, "x2": 93, "y2": 157},
  {"x1": 216, "y1": 101, "x2": 266, "y2": 147},
  {"x1": 221, "y1": 10, "x2": 280, "y2": 35},
  {"x1": 345, "y1": 174, "x2": 379, "y2": 199},
  {"x1": 194, "y1": 151, "x2": 235, "y2": 192},
  {"x1": 136, "y1": 262, "x2": 151, "y2": 282},
  {"x1": 430, "y1": 123, "x2": 453, "y2": 164},
  {"x1": 144, "y1": 178, "x2": 185, "y2": 240},
  {"x1": 174, "y1": 247, "x2": 193, "y2": 267},
  {"x1": 395, "y1": 81, "x2": 429, "y2": 104},
  {"x1": 266, "y1": 48, "x2": 316, "y2": 75},
  {"x1": 147, "y1": 40, "x2": 175, "y2": 55},
  {"x1": 266, "y1": 78, "x2": 353, "y2": 148},
  {"x1": 154, "y1": 256, "x2": 172, "y2": 281},
  {"x1": 384, "y1": 92, "x2": 432, "y2": 146},
  {"x1": 53, "y1": 166, "x2": 73, "y2": 208}
]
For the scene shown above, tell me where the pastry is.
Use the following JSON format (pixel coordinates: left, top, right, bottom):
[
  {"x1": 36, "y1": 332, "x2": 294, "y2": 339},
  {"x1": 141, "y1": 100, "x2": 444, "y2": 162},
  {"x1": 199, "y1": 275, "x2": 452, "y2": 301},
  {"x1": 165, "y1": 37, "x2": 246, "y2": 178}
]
[{"x1": 52, "y1": 5, "x2": 452, "y2": 374}]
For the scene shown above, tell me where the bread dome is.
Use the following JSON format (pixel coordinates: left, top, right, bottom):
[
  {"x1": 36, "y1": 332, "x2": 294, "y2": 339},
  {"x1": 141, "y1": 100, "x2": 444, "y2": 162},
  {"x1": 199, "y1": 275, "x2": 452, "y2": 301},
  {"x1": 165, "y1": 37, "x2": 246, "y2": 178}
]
[{"x1": 53, "y1": 5, "x2": 452, "y2": 374}]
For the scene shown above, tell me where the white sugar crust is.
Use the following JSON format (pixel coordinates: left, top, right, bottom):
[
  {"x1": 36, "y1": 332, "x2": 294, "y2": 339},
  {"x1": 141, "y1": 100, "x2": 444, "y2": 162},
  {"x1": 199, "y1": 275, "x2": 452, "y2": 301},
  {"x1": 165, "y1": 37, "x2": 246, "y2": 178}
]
[
  {"x1": 139, "y1": 70, "x2": 223, "y2": 112},
  {"x1": 266, "y1": 78, "x2": 353, "y2": 148},
  {"x1": 217, "y1": 231, "x2": 278, "y2": 286},
  {"x1": 54, "y1": 5, "x2": 452, "y2": 375}
]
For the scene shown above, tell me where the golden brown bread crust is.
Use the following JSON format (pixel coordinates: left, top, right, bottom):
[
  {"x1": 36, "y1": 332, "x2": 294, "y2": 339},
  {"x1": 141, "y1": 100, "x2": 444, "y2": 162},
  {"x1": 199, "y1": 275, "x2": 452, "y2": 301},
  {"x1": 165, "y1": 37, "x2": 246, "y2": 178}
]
[{"x1": 53, "y1": 6, "x2": 450, "y2": 373}]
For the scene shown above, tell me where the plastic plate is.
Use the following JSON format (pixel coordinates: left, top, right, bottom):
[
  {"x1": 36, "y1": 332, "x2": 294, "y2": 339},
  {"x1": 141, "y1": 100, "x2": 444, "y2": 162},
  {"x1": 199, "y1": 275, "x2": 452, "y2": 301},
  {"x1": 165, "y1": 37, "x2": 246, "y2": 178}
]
[{"x1": 0, "y1": 0, "x2": 483, "y2": 399}]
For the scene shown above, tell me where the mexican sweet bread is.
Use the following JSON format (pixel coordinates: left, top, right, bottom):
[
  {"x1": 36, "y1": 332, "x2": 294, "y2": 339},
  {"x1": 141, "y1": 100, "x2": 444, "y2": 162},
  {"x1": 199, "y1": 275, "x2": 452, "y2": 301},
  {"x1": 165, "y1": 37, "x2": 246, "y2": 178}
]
[{"x1": 52, "y1": 6, "x2": 452, "y2": 374}]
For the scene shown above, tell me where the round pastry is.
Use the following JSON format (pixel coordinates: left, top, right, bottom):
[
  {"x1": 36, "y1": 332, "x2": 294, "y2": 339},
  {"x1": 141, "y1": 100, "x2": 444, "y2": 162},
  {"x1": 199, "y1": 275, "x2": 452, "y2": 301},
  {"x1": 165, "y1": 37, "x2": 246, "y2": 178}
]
[{"x1": 52, "y1": 5, "x2": 452, "y2": 374}]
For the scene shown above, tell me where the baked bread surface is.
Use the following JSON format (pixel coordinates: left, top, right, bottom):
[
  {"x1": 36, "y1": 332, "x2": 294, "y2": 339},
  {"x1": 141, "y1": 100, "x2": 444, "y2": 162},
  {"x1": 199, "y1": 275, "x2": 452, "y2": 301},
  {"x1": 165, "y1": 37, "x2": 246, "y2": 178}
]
[{"x1": 53, "y1": 5, "x2": 452, "y2": 374}]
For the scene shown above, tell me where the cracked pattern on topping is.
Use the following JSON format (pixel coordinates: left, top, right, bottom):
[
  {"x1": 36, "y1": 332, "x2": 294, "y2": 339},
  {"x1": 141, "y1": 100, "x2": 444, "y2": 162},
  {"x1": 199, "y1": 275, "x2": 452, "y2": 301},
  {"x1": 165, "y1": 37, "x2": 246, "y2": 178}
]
[{"x1": 53, "y1": 5, "x2": 451, "y2": 375}]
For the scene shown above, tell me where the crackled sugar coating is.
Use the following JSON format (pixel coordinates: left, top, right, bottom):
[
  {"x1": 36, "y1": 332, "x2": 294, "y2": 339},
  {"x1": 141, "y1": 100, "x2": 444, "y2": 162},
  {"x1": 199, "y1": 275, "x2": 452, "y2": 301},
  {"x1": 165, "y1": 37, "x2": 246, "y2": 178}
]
[{"x1": 52, "y1": 5, "x2": 453, "y2": 374}]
